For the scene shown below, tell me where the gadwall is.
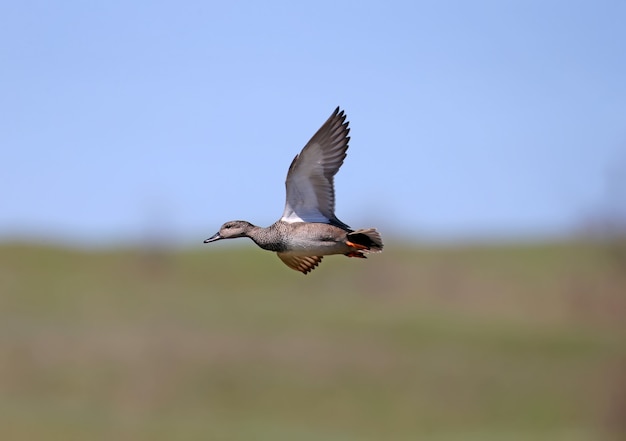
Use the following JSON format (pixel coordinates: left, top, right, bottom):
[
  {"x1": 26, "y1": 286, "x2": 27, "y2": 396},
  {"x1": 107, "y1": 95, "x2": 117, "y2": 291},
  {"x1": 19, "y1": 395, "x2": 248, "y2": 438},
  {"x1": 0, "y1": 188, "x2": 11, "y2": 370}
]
[{"x1": 204, "y1": 107, "x2": 383, "y2": 274}]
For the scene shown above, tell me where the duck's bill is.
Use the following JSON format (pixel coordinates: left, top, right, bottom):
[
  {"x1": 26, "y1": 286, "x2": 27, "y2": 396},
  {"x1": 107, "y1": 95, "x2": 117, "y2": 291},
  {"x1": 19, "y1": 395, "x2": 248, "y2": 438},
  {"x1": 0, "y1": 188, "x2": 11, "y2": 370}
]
[{"x1": 203, "y1": 233, "x2": 222, "y2": 243}]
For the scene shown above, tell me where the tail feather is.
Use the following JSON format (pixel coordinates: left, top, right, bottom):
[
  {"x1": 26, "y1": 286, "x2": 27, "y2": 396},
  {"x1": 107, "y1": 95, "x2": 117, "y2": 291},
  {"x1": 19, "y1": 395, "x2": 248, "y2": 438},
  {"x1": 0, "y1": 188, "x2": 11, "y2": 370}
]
[{"x1": 347, "y1": 228, "x2": 383, "y2": 253}]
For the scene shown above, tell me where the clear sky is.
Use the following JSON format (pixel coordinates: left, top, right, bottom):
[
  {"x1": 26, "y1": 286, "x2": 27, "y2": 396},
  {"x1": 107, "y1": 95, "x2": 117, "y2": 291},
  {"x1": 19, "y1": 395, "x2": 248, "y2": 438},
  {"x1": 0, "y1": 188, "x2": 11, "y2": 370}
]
[{"x1": 2, "y1": 1, "x2": 625, "y2": 245}]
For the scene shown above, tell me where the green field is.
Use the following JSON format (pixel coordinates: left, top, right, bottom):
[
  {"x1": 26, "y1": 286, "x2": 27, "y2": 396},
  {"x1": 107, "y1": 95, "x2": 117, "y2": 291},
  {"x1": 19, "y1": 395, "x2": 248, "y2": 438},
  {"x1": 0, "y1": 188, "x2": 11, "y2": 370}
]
[{"x1": 1, "y1": 240, "x2": 624, "y2": 440}]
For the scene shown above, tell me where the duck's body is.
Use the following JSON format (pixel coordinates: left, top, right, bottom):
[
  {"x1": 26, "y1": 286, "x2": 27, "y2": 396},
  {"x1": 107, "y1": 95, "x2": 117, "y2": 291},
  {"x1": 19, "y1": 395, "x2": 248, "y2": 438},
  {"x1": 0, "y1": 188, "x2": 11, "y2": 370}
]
[{"x1": 204, "y1": 107, "x2": 383, "y2": 274}]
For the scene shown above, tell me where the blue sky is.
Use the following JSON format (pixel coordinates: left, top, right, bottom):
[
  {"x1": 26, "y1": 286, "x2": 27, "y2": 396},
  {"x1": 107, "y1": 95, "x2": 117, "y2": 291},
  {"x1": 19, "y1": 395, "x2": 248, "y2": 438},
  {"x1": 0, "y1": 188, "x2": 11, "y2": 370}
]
[{"x1": 2, "y1": 0, "x2": 625, "y2": 245}]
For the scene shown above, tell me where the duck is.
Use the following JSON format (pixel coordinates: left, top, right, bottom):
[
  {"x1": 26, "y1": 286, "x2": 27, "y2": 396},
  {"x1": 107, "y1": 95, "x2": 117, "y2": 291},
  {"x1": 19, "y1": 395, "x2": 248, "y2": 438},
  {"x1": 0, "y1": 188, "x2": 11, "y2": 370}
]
[{"x1": 204, "y1": 107, "x2": 383, "y2": 274}]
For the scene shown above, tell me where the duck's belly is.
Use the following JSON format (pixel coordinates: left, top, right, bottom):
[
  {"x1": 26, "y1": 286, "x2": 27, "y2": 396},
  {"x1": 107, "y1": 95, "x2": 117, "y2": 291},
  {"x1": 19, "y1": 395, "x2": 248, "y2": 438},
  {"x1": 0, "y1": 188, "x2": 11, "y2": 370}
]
[{"x1": 282, "y1": 236, "x2": 352, "y2": 256}]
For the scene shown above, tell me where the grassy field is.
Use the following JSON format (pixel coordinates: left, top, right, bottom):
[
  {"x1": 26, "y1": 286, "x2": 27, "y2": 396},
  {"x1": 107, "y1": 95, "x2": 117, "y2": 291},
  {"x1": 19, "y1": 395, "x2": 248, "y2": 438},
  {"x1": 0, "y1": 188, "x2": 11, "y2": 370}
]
[{"x1": 1, "y1": 240, "x2": 625, "y2": 440}]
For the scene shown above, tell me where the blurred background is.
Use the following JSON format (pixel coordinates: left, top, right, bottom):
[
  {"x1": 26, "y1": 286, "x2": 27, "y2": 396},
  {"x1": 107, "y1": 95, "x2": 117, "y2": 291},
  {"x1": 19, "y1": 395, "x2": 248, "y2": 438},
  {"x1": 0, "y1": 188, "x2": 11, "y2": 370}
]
[{"x1": 1, "y1": 1, "x2": 625, "y2": 440}]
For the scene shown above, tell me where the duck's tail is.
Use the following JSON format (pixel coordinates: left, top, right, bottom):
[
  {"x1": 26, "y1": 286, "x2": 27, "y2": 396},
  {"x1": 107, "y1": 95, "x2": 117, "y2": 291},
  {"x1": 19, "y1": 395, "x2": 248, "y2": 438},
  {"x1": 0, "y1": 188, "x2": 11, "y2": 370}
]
[{"x1": 345, "y1": 228, "x2": 384, "y2": 257}]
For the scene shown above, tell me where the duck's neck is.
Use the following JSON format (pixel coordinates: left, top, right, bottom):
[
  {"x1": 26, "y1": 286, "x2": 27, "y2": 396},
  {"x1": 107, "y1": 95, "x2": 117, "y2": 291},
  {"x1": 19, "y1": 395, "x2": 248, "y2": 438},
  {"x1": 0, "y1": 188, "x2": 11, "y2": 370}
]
[{"x1": 246, "y1": 223, "x2": 286, "y2": 252}]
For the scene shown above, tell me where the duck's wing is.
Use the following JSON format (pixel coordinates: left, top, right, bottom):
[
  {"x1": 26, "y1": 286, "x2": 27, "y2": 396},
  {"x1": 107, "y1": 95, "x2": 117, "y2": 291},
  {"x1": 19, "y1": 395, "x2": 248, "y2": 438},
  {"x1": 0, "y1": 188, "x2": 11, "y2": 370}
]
[
  {"x1": 277, "y1": 253, "x2": 323, "y2": 274},
  {"x1": 280, "y1": 107, "x2": 351, "y2": 229}
]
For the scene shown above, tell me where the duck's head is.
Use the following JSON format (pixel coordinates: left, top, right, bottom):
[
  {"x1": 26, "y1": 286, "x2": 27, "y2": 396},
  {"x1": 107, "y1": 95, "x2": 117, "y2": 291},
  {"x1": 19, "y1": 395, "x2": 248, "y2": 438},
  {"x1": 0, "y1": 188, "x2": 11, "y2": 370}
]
[{"x1": 204, "y1": 220, "x2": 254, "y2": 243}]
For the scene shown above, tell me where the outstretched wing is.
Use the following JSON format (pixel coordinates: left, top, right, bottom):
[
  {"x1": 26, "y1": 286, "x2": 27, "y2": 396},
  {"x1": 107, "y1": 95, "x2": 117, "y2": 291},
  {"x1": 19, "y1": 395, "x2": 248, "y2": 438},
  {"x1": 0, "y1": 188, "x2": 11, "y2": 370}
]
[{"x1": 280, "y1": 107, "x2": 351, "y2": 229}]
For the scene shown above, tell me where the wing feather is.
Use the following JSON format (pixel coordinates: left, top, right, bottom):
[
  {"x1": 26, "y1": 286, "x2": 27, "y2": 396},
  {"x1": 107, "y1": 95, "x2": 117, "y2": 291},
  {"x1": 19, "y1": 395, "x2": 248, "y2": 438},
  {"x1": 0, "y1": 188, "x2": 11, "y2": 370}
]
[
  {"x1": 280, "y1": 107, "x2": 351, "y2": 229},
  {"x1": 276, "y1": 253, "x2": 323, "y2": 274}
]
